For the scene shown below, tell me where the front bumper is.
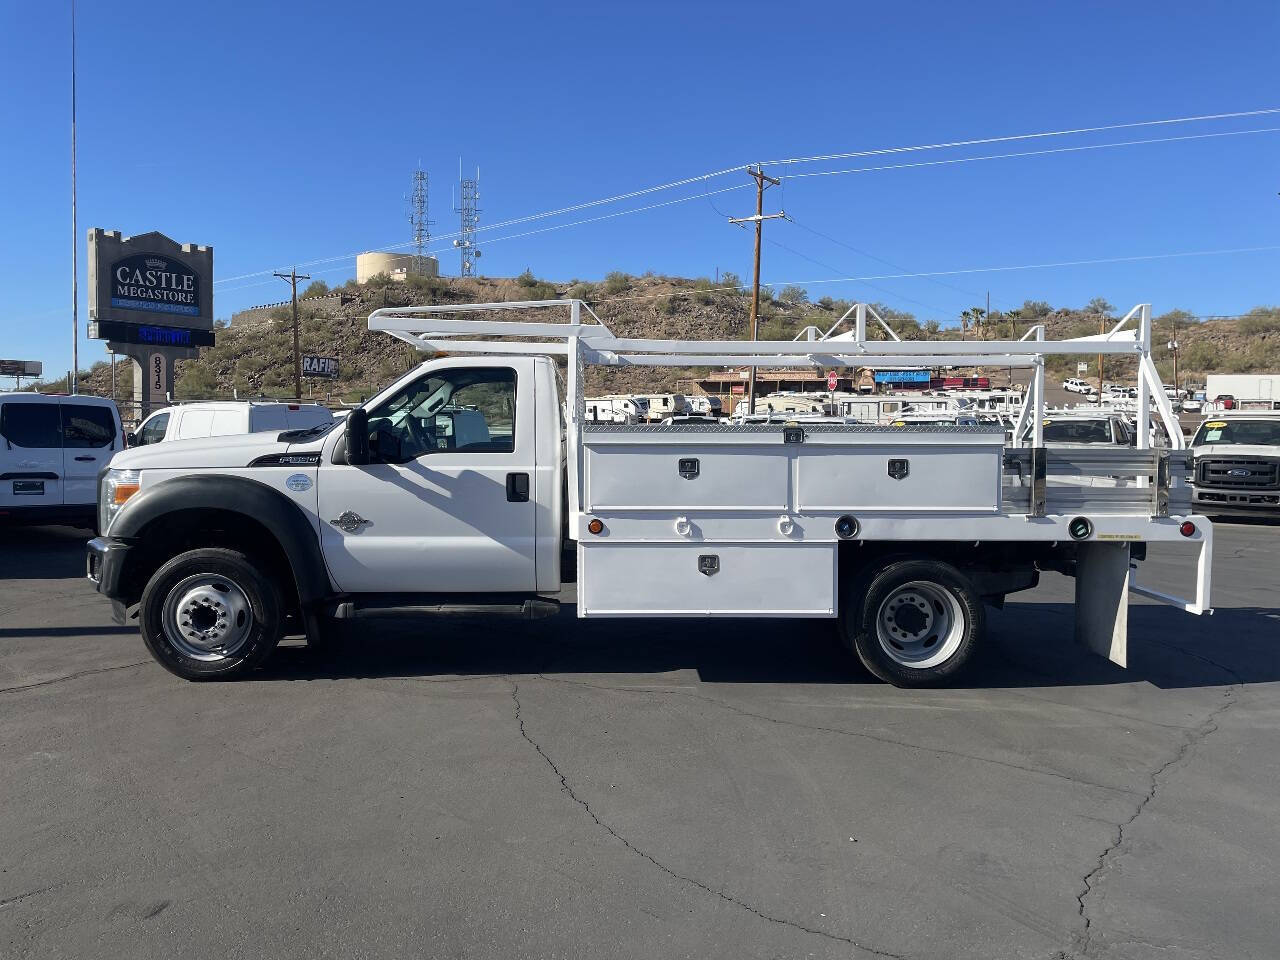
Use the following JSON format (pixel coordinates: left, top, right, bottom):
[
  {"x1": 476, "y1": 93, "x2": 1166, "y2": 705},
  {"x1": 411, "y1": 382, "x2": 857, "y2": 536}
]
[
  {"x1": 86, "y1": 536, "x2": 133, "y2": 603},
  {"x1": 1192, "y1": 487, "x2": 1280, "y2": 516}
]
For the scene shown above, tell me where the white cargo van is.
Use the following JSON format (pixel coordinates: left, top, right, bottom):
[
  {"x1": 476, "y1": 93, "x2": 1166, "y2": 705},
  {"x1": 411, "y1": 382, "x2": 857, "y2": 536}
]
[
  {"x1": 1, "y1": 392, "x2": 122, "y2": 527},
  {"x1": 130, "y1": 401, "x2": 334, "y2": 447}
]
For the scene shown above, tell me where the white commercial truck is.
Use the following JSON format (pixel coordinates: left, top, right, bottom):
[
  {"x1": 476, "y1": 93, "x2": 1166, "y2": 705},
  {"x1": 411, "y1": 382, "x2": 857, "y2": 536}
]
[
  {"x1": 87, "y1": 301, "x2": 1212, "y2": 686},
  {"x1": 1205, "y1": 374, "x2": 1280, "y2": 409}
]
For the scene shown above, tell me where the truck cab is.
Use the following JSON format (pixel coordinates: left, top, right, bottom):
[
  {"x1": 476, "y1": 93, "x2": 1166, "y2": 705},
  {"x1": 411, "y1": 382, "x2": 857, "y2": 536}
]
[{"x1": 87, "y1": 355, "x2": 563, "y2": 679}]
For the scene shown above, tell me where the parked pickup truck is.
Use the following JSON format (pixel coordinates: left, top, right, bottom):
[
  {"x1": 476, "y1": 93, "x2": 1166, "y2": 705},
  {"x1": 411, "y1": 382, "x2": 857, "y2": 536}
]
[
  {"x1": 1190, "y1": 413, "x2": 1280, "y2": 517},
  {"x1": 87, "y1": 300, "x2": 1212, "y2": 687}
]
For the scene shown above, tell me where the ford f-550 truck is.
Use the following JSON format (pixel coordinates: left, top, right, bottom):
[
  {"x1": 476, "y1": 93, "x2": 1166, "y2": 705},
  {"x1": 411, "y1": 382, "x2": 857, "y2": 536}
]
[{"x1": 87, "y1": 300, "x2": 1212, "y2": 686}]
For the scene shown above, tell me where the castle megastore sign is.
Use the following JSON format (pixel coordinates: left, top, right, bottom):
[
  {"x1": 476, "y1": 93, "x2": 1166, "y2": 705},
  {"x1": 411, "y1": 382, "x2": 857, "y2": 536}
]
[
  {"x1": 109, "y1": 254, "x2": 200, "y2": 317},
  {"x1": 88, "y1": 229, "x2": 214, "y2": 332}
]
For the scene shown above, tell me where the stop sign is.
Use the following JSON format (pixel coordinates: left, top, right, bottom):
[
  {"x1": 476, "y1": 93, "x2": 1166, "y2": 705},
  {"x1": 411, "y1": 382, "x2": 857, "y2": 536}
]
[{"x1": 827, "y1": 372, "x2": 838, "y2": 391}]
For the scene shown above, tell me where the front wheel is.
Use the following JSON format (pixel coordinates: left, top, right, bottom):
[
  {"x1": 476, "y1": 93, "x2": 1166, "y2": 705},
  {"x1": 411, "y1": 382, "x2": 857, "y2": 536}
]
[
  {"x1": 139, "y1": 548, "x2": 284, "y2": 680},
  {"x1": 841, "y1": 559, "x2": 983, "y2": 687}
]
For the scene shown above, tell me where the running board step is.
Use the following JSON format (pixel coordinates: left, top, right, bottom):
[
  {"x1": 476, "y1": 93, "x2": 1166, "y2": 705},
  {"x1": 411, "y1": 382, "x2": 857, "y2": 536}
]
[{"x1": 332, "y1": 597, "x2": 559, "y2": 621}]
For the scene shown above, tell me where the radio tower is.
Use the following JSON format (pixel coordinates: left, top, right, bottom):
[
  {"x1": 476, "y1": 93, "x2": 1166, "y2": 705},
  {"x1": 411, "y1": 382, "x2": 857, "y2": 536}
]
[
  {"x1": 453, "y1": 160, "x2": 481, "y2": 277},
  {"x1": 407, "y1": 166, "x2": 432, "y2": 275}
]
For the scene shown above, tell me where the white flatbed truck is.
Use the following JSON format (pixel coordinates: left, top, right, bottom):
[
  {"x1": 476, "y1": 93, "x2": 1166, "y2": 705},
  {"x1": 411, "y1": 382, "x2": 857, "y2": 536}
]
[{"x1": 87, "y1": 300, "x2": 1212, "y2": 686}]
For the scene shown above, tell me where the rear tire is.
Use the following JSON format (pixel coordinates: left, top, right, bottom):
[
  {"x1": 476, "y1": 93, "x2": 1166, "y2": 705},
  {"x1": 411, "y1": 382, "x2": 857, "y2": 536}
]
[
  {"x1": 139, "y1": 548, "x2": 283, "y2": 680},
  {"x1": 841, "y1": 558, "x2": 983, "y2": 687}
]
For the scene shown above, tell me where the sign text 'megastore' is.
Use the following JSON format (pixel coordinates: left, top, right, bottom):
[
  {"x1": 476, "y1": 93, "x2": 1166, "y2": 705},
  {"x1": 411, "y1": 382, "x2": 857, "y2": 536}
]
[{"x1": 109, "y1": 253, "x2": 201, "y2": 317}]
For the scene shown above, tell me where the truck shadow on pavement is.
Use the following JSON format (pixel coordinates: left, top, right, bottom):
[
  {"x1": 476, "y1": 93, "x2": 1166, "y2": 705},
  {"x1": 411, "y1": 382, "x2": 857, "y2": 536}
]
[
  {"x1": 0, "y1": 525, "x2": 93, "y2": 581},
  {"x1": 252, "y1": 600, "x2": 1274, "y2": 692}
]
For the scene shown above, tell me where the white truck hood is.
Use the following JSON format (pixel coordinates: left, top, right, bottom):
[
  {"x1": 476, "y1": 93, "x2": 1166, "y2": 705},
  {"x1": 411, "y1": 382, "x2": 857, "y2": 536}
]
[
  {"x1": 1192, "y1": 444, "x2": 1279, "y2": 459},
  {"x1": 107, "y1": 428, "x2": 330, "y2": 470}
]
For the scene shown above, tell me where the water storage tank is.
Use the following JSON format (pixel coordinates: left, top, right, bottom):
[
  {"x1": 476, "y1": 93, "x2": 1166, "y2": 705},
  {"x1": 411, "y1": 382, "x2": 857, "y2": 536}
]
[{"x1": 356, "y1": 251, "x2": 440, "y2": 284}]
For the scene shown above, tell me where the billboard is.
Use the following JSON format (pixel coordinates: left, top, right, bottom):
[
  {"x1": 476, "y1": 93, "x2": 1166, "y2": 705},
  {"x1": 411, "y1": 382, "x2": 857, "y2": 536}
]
[
  {"x1": 88, "y1": 229, "x2": 214, "y2": 331},
  {"x1": 303, "y1": 356, "x2": 340, "y2": 379},
  {"x1": 0, "y1": 359, "x2": 42, "y2": 377},
  {"x1": 872, "y1": 369, "x2": 931, "y2": 384}
]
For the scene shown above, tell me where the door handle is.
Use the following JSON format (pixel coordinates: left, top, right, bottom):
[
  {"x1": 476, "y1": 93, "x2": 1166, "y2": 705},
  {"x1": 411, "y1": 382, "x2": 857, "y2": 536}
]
[
  {"x1": 506, "y1": 472, "x2": 530, "y2": 502},
  {"x1": 74, "y1": 456, "x2": 96, "y2": 462}
]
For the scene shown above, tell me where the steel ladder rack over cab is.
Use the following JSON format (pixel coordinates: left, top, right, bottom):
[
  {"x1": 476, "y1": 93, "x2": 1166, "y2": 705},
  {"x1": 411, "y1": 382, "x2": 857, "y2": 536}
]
[{"x1": 86, "y1": 298, "x2": 1212, "y2": 686}]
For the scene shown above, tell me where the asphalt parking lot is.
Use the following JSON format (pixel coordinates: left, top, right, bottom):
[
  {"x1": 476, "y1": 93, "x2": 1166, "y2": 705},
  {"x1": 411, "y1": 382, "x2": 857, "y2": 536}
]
[{"x1": 2, "y1": 523, "x2": 1277, "y2": 960}]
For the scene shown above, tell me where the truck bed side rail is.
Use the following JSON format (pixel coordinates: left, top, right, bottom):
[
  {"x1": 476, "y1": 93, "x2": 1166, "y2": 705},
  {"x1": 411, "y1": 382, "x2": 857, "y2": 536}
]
[{"x1": 1003, "y1": 449, "x2": 1191, "y2": 517}]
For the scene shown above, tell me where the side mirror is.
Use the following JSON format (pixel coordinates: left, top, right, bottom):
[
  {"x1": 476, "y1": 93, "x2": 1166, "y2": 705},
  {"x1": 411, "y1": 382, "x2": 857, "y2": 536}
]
[
  {"x1": 126, "y1": 432, "x2": 137, "y2": 448},
  {"x1": 345, "y1": 408, "x2": 370, "y2": 465}
]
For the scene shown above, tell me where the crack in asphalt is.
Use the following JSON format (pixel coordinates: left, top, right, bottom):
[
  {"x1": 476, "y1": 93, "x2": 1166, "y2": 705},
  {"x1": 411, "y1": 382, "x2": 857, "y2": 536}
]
[
  {"x1": 0, "y1": 883, "x2": 64, "y2": 909},
  {"x1": 538, "y1": 674, "x2": 1137, "y2": 798},
  {"x1": 1072, "y1": 683, "x2": 1240, "y2": 957},
  {"x1": 508, "y1": 679, "x2": 908, "y2": 959},
  {"x1": 0, "y1": 660, "x2": 151, "y2": 695}
]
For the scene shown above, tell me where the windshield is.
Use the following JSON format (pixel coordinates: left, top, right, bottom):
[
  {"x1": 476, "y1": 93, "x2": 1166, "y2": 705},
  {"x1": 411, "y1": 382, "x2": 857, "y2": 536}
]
[
  {"x1": 1193, "y1": 419, "x2": 1280, "y2": 446},
  {"x1": 1041, "y1": 420, "x2": 1112, "y2": 443}
]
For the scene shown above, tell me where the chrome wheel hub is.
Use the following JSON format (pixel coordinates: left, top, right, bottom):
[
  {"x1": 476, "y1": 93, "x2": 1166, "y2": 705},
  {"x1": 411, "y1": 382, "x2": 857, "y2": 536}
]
[{"x1": 162, "y1": 576, "x2": 254, "y2": 661}]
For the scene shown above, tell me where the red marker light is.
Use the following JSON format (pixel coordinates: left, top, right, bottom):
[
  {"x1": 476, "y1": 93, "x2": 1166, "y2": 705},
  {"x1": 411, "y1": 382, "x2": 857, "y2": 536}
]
[{"x1": 1179, "y1": 521, "x2": 1196, "y2": 538}]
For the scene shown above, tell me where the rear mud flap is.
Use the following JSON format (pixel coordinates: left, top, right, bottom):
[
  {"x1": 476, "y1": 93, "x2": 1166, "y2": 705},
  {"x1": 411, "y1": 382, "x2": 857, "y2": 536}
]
[{"x1": 1074, "y1": 542, "x2": 1129, "y2": 667}]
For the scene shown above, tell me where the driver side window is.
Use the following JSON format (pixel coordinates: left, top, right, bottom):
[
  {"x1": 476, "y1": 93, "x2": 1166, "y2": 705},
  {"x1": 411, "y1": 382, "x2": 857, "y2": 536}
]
[{"x1": 365, "y1": 367, "x2": 517, "y2": 463}]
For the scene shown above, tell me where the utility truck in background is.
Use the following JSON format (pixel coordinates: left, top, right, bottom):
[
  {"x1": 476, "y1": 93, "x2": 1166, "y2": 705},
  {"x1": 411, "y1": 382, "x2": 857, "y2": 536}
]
[
  {"x1": 87, "y1": 300, "x2": 1213, "y2": 687},
  {"x1": 1205, "y1": 374, "x2": 1280, "y2": 411}
]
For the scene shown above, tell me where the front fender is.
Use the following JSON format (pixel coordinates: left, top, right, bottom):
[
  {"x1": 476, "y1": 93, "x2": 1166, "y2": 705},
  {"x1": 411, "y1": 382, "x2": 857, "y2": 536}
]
[{"x1": 111, "y1": 474, "x2": 331, "y2": 604}]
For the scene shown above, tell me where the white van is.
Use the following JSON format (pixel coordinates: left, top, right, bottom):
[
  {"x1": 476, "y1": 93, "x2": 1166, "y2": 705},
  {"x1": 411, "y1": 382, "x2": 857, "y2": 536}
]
[
  {"x1": 0, "y1": 393, "x2": 123, "y2": 527},
  {"x1": 130, "y1": 401, "x2": 334, "y2": 447}
]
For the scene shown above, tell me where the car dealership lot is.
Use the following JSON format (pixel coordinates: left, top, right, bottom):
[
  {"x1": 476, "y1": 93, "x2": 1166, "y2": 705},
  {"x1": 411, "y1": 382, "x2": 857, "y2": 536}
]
[{"x1": 2, "y1": 524, "x2": 1277, "y2": 960}]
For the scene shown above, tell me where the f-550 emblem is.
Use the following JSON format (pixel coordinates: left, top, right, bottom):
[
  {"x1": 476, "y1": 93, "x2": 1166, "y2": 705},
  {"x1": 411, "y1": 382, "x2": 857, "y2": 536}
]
[{"x1": 329, "y1": 510, "x2": 370, "y2": 532}]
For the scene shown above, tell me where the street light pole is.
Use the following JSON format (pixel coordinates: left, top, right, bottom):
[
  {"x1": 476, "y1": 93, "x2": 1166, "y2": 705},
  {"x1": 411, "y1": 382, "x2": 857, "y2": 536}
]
[{"x1": 1167, "y1": 339, "x2": 1180, "y2": 398}]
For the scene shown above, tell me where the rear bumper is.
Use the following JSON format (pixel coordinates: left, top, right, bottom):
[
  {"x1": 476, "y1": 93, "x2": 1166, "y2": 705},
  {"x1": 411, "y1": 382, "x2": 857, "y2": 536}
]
[{"x1": 86, "y1": 536, "x2": 133, "y2": 602}]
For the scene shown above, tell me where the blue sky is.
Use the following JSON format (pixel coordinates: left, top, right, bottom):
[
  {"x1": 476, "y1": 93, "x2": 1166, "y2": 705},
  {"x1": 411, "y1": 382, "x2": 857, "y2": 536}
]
[{"x1": 2, "y1": 0, "x2": 1278, "y2": 379}]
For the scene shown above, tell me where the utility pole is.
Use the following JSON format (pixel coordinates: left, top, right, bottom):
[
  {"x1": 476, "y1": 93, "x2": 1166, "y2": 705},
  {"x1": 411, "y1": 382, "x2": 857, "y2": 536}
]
[
  {"x1": 275, "y1": 267, "x2": 311, "y2": 398},
  {"x1": 70, "y1": 0, "x2": 78, "y2": 394},
  {"x1": 727, "y1": 166, "x2": 783, "y2": 414}
]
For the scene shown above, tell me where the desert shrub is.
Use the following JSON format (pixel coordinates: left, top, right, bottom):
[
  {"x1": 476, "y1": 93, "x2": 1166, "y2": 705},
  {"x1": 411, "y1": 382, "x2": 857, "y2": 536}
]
[
  {"x1": 301, "y1": 280, "x2": 330, "y2": 298},
  {"x1": 601, "y1": 271, "x2": 630, "y2": 295},
  {"x1": 567, "y1": 282, "x2": 596, "y2": 300},
  {"x1": 779, "y1": 285, "x2": 809, "y2": 305},
  {"x1": 1238, "y1": 306, "x2": 1280, "y2": 335}
]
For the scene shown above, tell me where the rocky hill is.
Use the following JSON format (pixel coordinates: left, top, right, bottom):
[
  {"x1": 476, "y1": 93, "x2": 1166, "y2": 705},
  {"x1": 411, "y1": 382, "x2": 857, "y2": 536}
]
[{"x1": 39, "y1": 271, "x2": 1280, "y2": 404}]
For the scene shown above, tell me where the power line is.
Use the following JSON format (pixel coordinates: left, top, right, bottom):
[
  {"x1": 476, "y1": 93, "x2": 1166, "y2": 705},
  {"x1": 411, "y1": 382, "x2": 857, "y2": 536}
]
[
  {"x1": 784, "y1": 215, "x2": 1007, "y2": 310},
  {"x1": 213, "y1": 107, "x2": 1280, "y2": 288},
  {"x1": 216, "y1": 121, "x2": 1277, "y2": 296},
  {"x1": 779, "y1": 126, "x2": 1280, "y2": 182},
  {"x1": 754, "y1": 106, "x2": 1280, "y2": 170},
  {"x1": 763, "y1": 234, "x2": 954, "y2": 317},
  {"x1": 757, "y1": 244, "x2": 1280, "y2": 289}
]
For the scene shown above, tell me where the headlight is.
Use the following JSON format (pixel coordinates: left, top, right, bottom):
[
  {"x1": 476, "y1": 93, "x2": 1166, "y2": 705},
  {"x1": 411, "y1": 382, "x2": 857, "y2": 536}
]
[{"x1": 99, "y1": 469, "x2": 141, "y2": 534}]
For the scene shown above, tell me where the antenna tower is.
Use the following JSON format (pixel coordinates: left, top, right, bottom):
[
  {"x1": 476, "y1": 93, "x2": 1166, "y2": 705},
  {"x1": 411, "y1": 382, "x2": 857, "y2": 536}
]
[
  {"x1": 453, "y1": 161, "x2": 481, "y2": 277},
  {"x1": 407, "y1": 166, "x2": 433, "y2": 275}
]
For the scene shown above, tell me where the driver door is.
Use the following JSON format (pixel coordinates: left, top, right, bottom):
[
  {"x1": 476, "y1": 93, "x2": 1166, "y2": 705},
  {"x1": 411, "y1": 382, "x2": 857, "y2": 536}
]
[{"x1": 317, "y1": 359, "x2": 538, "y2": 594}]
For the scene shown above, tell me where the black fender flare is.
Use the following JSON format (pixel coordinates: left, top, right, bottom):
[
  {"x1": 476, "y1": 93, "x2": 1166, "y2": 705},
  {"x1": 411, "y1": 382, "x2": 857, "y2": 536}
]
[{"x1": 112, "y1": 474, "x2": 331, "y2": 605}]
